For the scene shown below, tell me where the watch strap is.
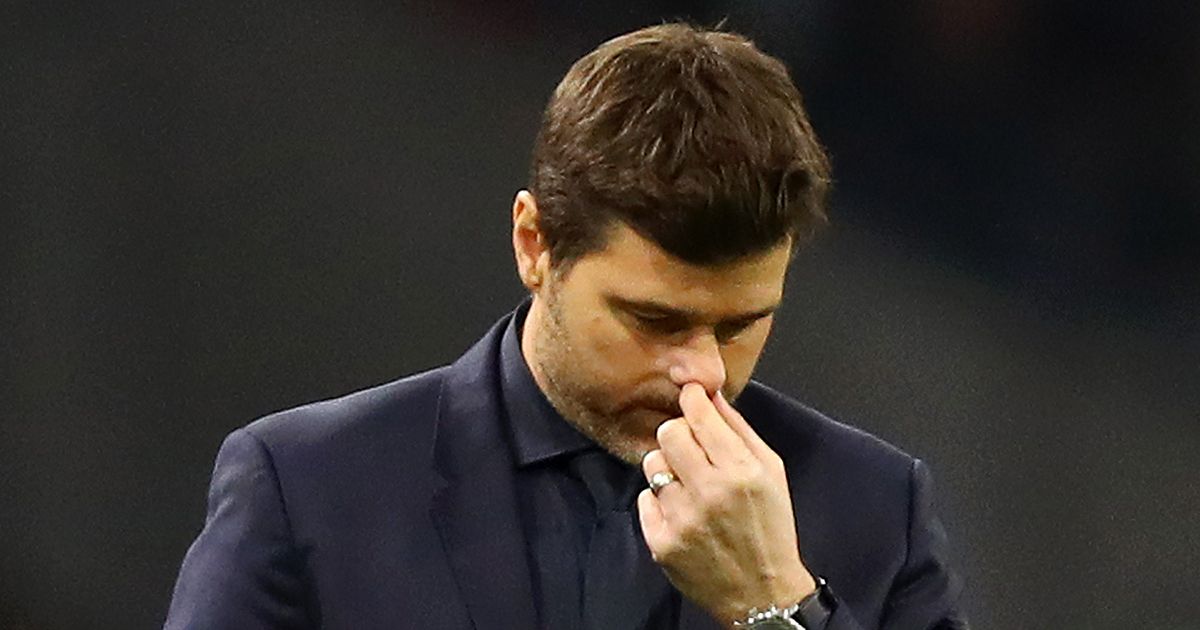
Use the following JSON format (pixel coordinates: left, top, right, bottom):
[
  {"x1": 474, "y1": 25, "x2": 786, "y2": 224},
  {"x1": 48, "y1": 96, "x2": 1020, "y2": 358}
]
[{"x1": 793, "y1": 576, "x2": 835, "y2": 629}]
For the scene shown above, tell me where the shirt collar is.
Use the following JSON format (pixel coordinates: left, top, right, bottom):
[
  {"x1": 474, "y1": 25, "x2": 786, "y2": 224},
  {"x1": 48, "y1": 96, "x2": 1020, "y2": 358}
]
[{"x1": 499, "y1": 300, "x2": 595, "y2": 468}]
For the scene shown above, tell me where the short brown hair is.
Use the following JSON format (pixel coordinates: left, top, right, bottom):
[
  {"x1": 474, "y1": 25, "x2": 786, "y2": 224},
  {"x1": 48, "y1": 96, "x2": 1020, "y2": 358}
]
[{"x1": 528, "y1": 22, "x2": 831, "y2": 269}]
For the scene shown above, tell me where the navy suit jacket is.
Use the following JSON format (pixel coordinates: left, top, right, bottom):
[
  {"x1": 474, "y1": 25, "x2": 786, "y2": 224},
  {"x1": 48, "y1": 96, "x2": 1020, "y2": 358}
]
[{"x1": 165, "y1": 310, "x2": 966, "y2": 629}]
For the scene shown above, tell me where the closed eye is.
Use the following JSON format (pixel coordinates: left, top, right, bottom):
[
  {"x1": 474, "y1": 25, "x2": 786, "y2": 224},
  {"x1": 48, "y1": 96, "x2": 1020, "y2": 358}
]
[
  {"x1": 714, "y1": 317, "x2": 762, "y2": 344},
  {"x1": 606, "y1": 294, "x2": 778, "y2": 343},
  {"x1": 632, "y1": 312, "x2": 689, "y2": 335}
]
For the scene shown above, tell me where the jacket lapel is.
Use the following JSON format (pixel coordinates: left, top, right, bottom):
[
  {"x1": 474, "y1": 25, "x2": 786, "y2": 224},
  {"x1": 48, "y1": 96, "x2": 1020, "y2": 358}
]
[{"x1": 429, "y1": 314, "x2": 538, "y2": 630}]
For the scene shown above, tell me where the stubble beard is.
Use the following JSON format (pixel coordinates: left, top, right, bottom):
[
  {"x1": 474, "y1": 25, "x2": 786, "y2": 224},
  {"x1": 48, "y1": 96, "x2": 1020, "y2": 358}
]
[{"x1": 530, "y1": 289, "x2": 649, "y2": 465}]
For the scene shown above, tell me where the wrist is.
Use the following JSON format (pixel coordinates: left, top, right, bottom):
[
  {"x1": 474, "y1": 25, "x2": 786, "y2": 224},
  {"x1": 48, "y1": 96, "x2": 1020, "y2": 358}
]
[
  {"x1": 778, "y1": 567, "x2": 817, "y2": 609},
  {"x1": 721, "y1": 566, "x2": 817, "y2": 629},
  {"x1": 730, "y1": 601, "x2": 803, "y2": 629},
  {"x1": 728, "y1": 576, "x2": 833, "y2": 630}
]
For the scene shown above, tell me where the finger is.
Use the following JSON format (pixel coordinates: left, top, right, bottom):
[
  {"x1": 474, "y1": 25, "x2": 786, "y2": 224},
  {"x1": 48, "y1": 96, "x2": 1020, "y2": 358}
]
[
  {"x1": 636, "y1": 488, "x2": 670, "y2": 562},
  {"x1": 640, "y1": 448, "x2": 683, "y2": 498},
  {"x1": 713, "y1": 389, "x2": 774, "y2": 459},
  {"x1": 655, "y1": 417, "x2": 712, "y2": 485},
  {"x1": 679, "y1": 382, "x2": 751, "y2": 467}
]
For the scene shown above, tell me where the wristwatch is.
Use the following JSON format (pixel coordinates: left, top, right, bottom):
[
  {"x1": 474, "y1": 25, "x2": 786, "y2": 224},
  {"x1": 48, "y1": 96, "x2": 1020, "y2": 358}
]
[
  {"x1": 731, "y1": 576, "x2": 833, "y2": 629},
  {"x1": 731, "y1": 601, "x2": 805, "y2": 629}
]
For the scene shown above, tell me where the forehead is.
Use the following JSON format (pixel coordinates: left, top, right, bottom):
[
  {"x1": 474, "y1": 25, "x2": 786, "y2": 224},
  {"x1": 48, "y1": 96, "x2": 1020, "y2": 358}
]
[{"x1": 564, "y1": 223, "x2": 791, "y2": 317}]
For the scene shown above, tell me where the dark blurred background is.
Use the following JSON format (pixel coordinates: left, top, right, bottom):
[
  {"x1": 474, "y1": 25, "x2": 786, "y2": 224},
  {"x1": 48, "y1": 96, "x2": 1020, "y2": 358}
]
[{"x1": 3, "y1": 1, "x2": 1198, "y2": 628}]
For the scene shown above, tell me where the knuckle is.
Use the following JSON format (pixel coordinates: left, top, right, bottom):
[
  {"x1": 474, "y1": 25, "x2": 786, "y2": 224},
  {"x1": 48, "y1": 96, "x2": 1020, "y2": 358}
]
[
  {"x1": 692, "y1": 482, "x2": 720, "y2": 507},
  {"x1": 654, "y1": 535, "x2": 684, "y2": 562},
  {"x1": 656, "y1": 418, "x2": 682, "y2": 444},
  {"x1": 701, "y1": 489, "x2": 735, "y2": 518},
  {"x1": 746, "y1": 458, "x2": 766, "y2": 480},
  {"x1": 641, "y1": 449, "x2": 663, "y2": 474},
  {"x1": 674, "y1": 515, "x2": 702, "y2": 543},
  {"x1": 726, "y1": 464, "x2": 755, "y2": 489},
  {"x1": 722, "y1": 467, "x2": 766, "y2": 501}
]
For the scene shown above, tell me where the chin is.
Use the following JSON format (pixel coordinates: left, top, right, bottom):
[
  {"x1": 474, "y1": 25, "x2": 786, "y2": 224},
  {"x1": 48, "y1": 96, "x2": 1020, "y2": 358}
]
[
  {"x1": 608, "y1": 410, "x2": 672, "y2": 464},
  {"x1": 571, "y1": 406, "x2": 673, "y2": 465},
  {"x1": 607, "y1": 437, "x2": 656, "y2": 466}
]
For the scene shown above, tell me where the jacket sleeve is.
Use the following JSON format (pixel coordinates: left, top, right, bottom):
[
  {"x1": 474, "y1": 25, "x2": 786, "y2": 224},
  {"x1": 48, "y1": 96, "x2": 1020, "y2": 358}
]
[
  {"x1": 164, "y1": 428, "x2": 314, "y2": 630},
  {"x1": 821, "y1": 459, "x2": 968, "y2": 630},
  {"x1": 874, "y1": 458, "x2": 968, "y2": 629}
]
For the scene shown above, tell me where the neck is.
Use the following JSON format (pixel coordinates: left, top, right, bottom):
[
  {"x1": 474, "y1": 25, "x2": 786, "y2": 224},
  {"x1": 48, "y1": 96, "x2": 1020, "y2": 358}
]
[{"x1": 519, "y1": 296, "x2": 552, "y2": 398}]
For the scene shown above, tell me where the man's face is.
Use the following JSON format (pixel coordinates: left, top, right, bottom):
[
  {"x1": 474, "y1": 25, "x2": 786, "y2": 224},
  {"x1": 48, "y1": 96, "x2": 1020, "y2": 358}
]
[{"x1": 523, "y1": 222, "x2": 791, "y2": 464}]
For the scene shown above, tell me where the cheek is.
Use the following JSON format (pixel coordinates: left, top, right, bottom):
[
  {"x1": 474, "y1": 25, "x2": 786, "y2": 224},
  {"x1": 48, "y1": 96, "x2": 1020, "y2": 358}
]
[{"x1": 583, "y1": 314, "x2": 659, "y2": 387}]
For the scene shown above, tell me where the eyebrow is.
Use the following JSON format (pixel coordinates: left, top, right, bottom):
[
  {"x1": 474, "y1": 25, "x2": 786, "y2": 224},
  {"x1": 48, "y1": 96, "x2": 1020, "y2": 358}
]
[{"x1": 606, "y1": 295, "x2": 780, "y2": 323}]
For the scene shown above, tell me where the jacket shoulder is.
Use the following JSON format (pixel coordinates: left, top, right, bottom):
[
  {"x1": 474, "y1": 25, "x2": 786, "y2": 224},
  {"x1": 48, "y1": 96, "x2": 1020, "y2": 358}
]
[
  {"x1": 740, "y1": 380, "x2": 916, "y2": 479},
  {"x1": 240, "y1": 366, "x2": 448, "y2": 461}
]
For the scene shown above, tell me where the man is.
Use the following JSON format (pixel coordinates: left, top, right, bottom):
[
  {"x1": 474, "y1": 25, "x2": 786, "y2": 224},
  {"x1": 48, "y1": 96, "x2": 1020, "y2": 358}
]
[{"x1": 166, "y1": 23, "x2": 966, "y2": 629}]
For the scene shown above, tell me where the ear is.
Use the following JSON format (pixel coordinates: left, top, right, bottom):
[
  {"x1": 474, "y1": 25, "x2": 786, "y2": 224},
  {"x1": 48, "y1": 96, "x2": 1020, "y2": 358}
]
[{"x1": 512, "y1": 190, "x2": 551, "y2": 291}]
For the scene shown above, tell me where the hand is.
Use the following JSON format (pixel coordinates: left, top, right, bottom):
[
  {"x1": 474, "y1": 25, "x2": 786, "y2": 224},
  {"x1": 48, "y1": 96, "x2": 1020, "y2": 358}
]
[{"x1": 638, "y1": 383, "x2": 816, "y2": 627}]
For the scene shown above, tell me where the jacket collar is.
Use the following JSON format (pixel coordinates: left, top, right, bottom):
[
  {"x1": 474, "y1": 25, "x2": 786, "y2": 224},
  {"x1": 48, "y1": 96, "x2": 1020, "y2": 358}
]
[
  {"x1": 428, "y1": 304, "x2": 727, "y2": 630},
  {"x1": 496, "y1": 300, "x2": 594, "y2": 468},
  {"x1": 429, "y1": 307, "x2": 538, "y2": 630}
]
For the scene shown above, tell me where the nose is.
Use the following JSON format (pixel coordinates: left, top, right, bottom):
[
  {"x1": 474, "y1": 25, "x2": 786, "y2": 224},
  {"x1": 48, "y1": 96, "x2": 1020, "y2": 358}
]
[{"x1": 667, "y1": 331, "x2": 727, "y2": 397}]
